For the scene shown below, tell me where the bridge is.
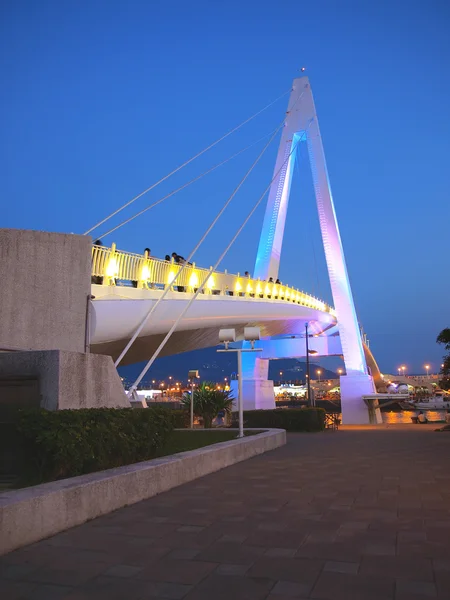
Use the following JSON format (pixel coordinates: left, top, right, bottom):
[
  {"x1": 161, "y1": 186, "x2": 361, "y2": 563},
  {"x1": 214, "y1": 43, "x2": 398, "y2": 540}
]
[{"x1": 86, "y1": 75, "x2": 383, "y2": 425}]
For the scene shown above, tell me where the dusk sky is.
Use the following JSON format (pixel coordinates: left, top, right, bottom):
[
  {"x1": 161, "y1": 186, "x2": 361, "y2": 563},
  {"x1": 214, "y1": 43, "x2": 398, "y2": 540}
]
[{"x1": 1, "y1": 1, "x2": 449, "y2": 375}]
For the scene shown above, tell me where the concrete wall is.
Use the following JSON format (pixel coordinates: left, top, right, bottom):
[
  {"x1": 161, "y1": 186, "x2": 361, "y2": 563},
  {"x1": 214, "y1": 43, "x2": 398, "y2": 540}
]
[
  {"x1": 0, "y1": 229, "x2": 91, "y2": 353},
  {"x1": 0, "y1": 429, "x2": 286, "y2": 555},
  {"x1": 0, "y1": 350, "x2": 130, "y2": 410}
]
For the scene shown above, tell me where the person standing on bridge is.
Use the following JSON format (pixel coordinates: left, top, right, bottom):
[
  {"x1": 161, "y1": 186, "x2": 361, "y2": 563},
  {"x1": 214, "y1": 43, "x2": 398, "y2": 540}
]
[
  {"x1": 92, "y1": 239, "x2": 103, "y2": 285},
  {"x1": 172, "y1": 252, "x2": 186, "y2": 292}
]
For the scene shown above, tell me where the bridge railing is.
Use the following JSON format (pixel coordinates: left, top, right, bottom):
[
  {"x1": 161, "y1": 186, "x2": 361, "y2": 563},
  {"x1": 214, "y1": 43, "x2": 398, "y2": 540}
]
[{"x1": 91, "y1": 244, "x2": 336, "y2": 316}]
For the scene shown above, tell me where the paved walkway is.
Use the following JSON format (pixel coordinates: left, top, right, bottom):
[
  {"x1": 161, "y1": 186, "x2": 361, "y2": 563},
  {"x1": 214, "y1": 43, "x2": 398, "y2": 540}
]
[{"x1": 1, "y1": 425, "x2": 450, "y2": 599}]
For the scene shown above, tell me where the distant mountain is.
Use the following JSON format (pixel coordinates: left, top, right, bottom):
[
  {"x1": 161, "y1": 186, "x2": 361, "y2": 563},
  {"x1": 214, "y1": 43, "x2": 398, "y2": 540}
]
[{"x1": 118, "y1": 347, "x2": 337, "y2": 388}]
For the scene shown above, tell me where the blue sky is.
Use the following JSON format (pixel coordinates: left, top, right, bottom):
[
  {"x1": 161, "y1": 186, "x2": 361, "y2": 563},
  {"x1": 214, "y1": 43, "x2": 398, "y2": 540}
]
[{"x1": 1, "y1": 0, "x2": 449, "y2": 374}]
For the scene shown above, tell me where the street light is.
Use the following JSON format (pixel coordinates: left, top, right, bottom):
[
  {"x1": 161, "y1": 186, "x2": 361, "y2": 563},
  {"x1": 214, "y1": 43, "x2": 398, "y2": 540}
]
[
  {"x1": 397, "y1": 367, "x2": 401, "y2": 377},
  {"x1": 217, "y1": 327, "x2": 262, "y2": 438},
  {"x1": 316, "y1": 369, "x2": 322, "y2": 383},
  {"x1": 337, "y1": 368, "x2": 343, "y2": 376},
  {"x1": 425, "y1": 364, "x2": 430, "y2": 378},
  {"x1": 187, "y1": 370, "x2": 200, "y2": 428},
  {"x1": 401, "y1": 366, "x2": 407, "y2": 377},
  {"x1": 304, "y1": 322, "x2": 318, "y2": 407}
]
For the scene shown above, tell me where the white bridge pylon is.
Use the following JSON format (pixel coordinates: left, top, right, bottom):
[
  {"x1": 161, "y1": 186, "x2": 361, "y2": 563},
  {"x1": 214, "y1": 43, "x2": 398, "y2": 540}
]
[
  {"x1": 253, "y1": 76, "x2": 381, "y2": 424},
  {"x1": 89, "y1": 77, "x2": 381, "y2": 425}
]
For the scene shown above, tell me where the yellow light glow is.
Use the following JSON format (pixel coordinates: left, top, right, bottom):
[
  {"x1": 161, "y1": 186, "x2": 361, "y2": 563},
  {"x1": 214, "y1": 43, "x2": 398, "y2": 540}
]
[
  {"x1": 295, "y1": 293, "x2": 300, "y2": 302},
  {"x1": 207, "y1": 275, "x2": 215, "y2": 289},
  {"x1": 265, "y1": 285, "x2": 271, "y2": 295},
  {"x1": 168, "y1": 270, "x2": 176, "y2": 284},
  {"x1": 246, "y1": 283, "x2": 253, "y2": 293},
  {"x1": 286, "y1": 289, "x2": 290, "y2": 299},
  {"x1": 189, "y1": 272, "x2": 199, "y2": 287},
  {"x1": 235, "y1": 280, "x2": 242, "y2": 292},
  {"x1": 256, "y1": 283, "x2": 262, "y2": 295},
  {"x1": 273, "y1": 285, "x2": 278, "y2": 296},
  {"x1": 141, "y1": 265, "x2": 150, "y2": 281},
  {"x1": 279, "y1": 287, "x2": 284, "y2": 297},
  {"x1": 106, "y1": 257, "x2": 118, "y2": 278}
]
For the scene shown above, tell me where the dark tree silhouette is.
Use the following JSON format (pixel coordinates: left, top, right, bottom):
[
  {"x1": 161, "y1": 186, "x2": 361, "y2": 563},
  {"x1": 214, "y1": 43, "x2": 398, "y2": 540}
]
[{"x1": 436, "y1": 328, "x2": 450, "y2": 390}]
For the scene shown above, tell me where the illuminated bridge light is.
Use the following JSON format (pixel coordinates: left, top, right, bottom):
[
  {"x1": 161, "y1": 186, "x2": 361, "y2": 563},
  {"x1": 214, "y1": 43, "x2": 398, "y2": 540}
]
[
  {"x1": 189, "y1": 272, "x2": 199, "y2": 287},
  {"x1": 141, "y1": 264, "x2": 150, "y2": 281}
]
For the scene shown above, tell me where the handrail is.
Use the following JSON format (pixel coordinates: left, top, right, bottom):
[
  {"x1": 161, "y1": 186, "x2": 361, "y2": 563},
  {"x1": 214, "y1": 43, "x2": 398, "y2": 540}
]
[{"x1": 91, "y1": 244, "x2": 336, "y2": 316}]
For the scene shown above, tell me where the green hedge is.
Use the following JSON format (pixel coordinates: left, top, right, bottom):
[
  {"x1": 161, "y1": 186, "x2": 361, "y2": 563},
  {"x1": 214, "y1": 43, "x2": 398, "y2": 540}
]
[
  {"x1": 233, "y1": 408, "x2": 326, "y2": 432},
  {"x1": 16, "y1": 407, "x2": 174, "y2": 484},
  {"x1": 170, "y1": 409, "x2": 190, "y2": 428}
]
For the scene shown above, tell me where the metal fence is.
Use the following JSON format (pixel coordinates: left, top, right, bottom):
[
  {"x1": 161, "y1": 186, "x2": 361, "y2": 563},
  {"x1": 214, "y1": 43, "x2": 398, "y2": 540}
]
[{"x1": 91, "y1": 244, "x2": 336, "y2": 315}]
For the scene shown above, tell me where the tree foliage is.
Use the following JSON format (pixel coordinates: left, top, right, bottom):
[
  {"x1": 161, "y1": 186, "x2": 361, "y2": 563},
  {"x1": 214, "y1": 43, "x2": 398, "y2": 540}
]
[
  {"x1": 437, "y1": 328, "x2": 450, "y2": 390},
  {"x1": 181, "y1": 381, "x2": 234, "y2": 428}
]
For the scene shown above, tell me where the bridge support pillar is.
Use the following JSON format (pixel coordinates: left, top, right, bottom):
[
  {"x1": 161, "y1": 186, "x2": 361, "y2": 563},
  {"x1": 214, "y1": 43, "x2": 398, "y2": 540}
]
[
  {"x1": 230, "y1": 352, "x2": 275, "y2": 411},
  {"x1": 340, "y1": 374, "x2": 382, "y2": 425}
]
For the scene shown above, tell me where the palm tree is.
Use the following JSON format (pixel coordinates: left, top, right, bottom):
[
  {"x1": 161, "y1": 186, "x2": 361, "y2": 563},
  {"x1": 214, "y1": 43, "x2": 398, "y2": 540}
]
[{"x1": 182, "y1": 381, "x2": 234, "y2": 428}]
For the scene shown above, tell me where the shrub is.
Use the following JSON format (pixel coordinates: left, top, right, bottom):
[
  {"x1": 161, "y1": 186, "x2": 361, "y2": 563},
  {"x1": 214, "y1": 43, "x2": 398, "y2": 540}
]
[
  {"x1": 181, "y1": 382, "x2": 234, "y2": 428},
  {"x1": 232, "y1": 408, "x2": 326, "y2": 432},
  {"x1": 16, "y1": 407, "x2": 174, "y2": 484},
  {"x1": 170, "y1": 409, "x2": 190, "y2": 428}
]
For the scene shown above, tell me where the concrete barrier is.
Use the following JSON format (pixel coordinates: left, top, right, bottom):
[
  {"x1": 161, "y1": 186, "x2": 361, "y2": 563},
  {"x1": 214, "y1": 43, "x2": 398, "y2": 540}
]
[{"x1": 0, "y1": 429, "x2": 285, "y2": 555}]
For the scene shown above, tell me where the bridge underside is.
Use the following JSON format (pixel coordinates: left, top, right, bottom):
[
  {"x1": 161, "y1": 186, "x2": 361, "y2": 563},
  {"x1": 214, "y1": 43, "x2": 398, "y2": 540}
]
[
  {"x1": 89, "y1": 285, "x2": 337, "y2": 365},
  {"x1": 89, "y1": 285, "x2": 382, "y2": 390}
]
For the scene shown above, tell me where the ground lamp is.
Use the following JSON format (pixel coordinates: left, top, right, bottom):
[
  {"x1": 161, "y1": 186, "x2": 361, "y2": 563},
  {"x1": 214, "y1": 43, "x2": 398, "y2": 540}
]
[
  {"x1": 217, "y1": 327, "x2": 262, "y2": 438},
  {"x1": 188, "y1": 370, "x2": 200, "y2": 428}
]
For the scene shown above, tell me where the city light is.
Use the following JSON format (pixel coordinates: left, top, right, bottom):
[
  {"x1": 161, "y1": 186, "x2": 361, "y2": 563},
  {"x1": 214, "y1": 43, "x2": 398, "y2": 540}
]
[
  {"x1": 424, "y1": 364, "x2": 430, "y2": 377},
  {"x1": 337, "y1": 368, "x2": 343, "y2": 375},
  {"x1": 316, "y1": 369, "x2": 322, "y2": 383}
]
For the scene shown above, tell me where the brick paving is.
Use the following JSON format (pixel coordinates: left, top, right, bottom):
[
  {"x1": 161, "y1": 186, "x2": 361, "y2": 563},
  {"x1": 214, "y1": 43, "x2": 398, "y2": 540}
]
[{"x1": 1, "y1": 425, "x2": 450, "y2": 599}]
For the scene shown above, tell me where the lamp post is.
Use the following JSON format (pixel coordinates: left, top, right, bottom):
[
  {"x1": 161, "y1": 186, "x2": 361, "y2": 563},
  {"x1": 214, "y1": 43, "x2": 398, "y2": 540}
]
[
  {"x1": 316, "y1": 369, "x2": 322, "y2": 383},
  {"x1": 217, "y1": 327, "x2": 262, "y2": 438},
  {"x1": 305, "y1": 322, "x2": 312, "y2": 407},
  {"x1": 187, "y1": 370, "x2": 200, "y2": 428},
  {"x1": 425, "y1": 364, "x2": 430, "y2": 378}
]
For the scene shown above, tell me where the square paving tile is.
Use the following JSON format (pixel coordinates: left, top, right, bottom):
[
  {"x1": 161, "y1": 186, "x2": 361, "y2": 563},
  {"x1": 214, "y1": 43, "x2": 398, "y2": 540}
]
[
  {"x1": 183, "y1": 573, "x2": 273, "y2": 600},
  {"x1": 311, "y1": 571, "x2": 394, "y2": 600},
  {"x1": 195, "y1": 542, "x2": 265, "y2": 565},
  {"x1": 271, "y1": 580, "x2": 311, "y2": 597},
  {"x1": 136, "y1": 558, "x2": 217, "y2": 584},
  {"x1": 215, "y1": 563, "x2": 249, "y2": 576},
  {"x1": 395, "y1": 578, "x2": 437, "y2": 598},
  {"x1": 247, "y1": 556, "x2": 322, "y2": 587},
  {"x1": 360, "y1": 556, "x2": 433, "y2": 581}
]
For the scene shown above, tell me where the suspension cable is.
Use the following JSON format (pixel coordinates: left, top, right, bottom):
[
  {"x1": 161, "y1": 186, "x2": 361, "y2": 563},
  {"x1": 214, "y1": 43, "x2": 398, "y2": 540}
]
[
  {"x1": 114, "y1": 120, "x2": 286, "y2": 367},
  {"x1": 97, "y1": 127, "x2": 281, "y2": 240},
  {"x1": 128, "y1": 134, "x2": 306, "y2": 391},
  {"x1": 84, "y1": 88, "x2": 292, "y2": 236}
]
